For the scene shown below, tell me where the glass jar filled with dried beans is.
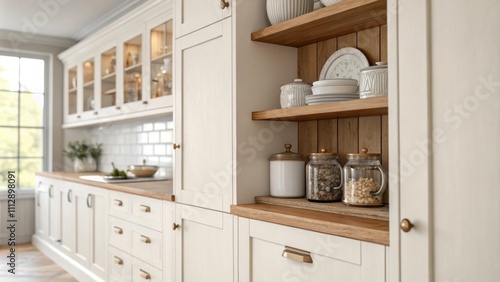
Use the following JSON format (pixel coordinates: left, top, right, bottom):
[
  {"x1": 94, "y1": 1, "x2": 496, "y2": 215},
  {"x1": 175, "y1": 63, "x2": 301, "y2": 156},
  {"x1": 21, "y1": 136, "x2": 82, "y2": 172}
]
[{"x1": 306, "y1": 149, "x2": 343, "y2": 202}]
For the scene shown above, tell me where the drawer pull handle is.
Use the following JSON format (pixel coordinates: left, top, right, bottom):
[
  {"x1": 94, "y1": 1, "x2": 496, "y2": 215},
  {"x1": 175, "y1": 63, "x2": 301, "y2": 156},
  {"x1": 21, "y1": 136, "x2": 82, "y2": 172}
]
[
  {"x1": 114, "y1": 256, "x2": 123, "y2": 265},
  {"x1": 140, "y1": 235, "x2": 151, "y2": 244},
  {"x1": 282, "y1": 247, "x2": 313, "y2": 264},
  {"x1": 140, "y1": 205, "x2": 151, "y2": 213},
  {"x1": 139, "y1": 269, "x2": 151, "y2": 280},
  {"x1": 113, "y1": 227, "x2": 123, "y2": 234},
  {"x1": 114, "y1": 199, "x2": 123, "y2": 206}
]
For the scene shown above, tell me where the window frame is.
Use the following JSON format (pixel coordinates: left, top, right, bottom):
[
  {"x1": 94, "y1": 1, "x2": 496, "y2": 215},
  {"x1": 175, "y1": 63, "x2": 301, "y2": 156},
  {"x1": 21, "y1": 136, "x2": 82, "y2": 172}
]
[{"x1": 0, "y1": 50, "x2": 50, "y2": 190}]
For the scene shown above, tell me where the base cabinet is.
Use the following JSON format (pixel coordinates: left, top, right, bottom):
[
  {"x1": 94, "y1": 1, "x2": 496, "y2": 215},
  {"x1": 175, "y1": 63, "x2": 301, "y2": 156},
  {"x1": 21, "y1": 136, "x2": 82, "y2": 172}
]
[
  {"x1": 174, "y1": 204, "x2": 234, "y2": 282},
  {"x1": 238, "y1": 218, "x2": 387, "y2": 282},
  {"x1": 35, "y1": 176, "x2": 61, "y2": 244}
]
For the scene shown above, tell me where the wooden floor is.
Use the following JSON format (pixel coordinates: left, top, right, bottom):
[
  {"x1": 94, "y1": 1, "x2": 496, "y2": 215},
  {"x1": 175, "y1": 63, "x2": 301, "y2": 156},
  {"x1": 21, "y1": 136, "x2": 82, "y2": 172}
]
[{"x1": 0, "y1": 244, "x2": 77, "y2": 281}]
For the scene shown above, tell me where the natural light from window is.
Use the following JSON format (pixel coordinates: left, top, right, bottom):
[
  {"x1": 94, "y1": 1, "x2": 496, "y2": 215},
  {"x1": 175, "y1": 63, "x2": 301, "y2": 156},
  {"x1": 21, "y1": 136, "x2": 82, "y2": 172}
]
[{"x1": 0, "y1": 55, "x2": 45, "y2": 190}]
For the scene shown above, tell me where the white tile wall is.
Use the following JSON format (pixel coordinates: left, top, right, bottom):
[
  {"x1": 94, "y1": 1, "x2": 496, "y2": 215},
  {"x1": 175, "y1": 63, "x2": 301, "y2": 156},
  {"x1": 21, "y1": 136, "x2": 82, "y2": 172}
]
[{"x1": 76, "y1": 116, "x2": 174, "y2": 178}]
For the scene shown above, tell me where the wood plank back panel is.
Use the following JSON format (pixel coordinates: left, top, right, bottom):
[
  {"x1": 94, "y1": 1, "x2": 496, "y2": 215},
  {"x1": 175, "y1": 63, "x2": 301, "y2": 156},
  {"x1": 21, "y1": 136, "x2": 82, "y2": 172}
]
[{"x1": 297, "y1": 25, "x2": 389, "y2": 204}]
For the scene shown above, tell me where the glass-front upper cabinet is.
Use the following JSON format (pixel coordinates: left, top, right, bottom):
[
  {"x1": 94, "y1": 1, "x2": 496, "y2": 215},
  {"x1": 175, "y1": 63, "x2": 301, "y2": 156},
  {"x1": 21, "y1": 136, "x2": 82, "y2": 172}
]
[
  {"x1": 82, "y1": 57, "x2": 96, "y2": 117},
  {"x1": 67, "y1": 66, "x2": 78, "y2": 118},
  {"x1": 123, "y1": 35, "x2": 142, "y2": 105},
  {"x1": 150, "y1": 20, "x2": 173, "y2": 99},
  {"x1": 100, "y1": 46, "x2": 119, "y2": 116}
]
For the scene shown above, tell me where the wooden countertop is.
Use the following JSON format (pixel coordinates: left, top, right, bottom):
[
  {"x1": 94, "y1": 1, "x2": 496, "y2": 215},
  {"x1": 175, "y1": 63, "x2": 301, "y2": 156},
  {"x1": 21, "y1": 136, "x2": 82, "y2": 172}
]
[
  {"x1": 36, "y1": 171, "x2": 174, "y2": 201},
  {"x1": 231, "y1": 203, "x2": 389, "y2": 246}
]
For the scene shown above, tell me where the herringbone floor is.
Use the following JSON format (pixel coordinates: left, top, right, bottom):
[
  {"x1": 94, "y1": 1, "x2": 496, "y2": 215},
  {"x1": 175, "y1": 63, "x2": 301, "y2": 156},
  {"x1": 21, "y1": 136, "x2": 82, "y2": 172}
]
[{"x1": 0, "y1": 243, "x2": 77, "y2": 282}]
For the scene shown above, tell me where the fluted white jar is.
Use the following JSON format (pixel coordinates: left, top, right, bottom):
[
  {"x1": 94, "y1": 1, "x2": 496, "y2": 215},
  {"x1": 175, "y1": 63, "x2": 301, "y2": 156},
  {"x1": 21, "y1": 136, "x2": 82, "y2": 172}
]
[
  {"x1": 266, "y1": 0, "x2": 314, "y2": 25},
  {"x1": 280, "y1": 79, "x2": 312, "y2": 108}
]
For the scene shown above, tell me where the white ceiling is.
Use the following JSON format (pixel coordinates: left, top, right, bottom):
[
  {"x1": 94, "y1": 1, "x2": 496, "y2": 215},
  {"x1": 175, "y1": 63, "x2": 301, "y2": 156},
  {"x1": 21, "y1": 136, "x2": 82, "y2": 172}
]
[{"x1": 0, "y1": 0, "x2": 145, "y2": 41}]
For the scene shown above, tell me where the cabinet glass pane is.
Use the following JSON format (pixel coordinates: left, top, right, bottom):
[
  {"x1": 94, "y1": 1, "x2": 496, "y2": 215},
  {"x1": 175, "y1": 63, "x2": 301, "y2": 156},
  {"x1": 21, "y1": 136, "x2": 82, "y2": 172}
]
[
  {"x1": 101, "y1": 47, "x2": 117, "y2": 108},
  {"x1": 124, "y1": 35, "x2": 142, "y2": 103},
  {"x1": 83, "y1": 58, "x2": 95, "y2": 112},
  {"x1": 68, "y1": 66, "x2": 77, "y2": 115},
  {"x1": 150, "y1": 20, "x2": 173, "y2": 98}
]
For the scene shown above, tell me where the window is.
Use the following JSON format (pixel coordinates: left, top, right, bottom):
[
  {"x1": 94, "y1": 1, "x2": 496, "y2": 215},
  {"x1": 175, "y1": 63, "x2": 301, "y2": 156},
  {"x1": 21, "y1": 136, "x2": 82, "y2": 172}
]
[{"x1": 0, "y1": 53, "x2": 47, "y2": 189}]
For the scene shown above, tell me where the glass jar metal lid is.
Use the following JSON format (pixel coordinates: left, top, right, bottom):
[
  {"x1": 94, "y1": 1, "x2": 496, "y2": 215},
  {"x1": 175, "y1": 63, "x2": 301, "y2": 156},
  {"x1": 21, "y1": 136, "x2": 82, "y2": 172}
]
[
  {"x1": 269, "y1": 144, "x2": 304, "y2": 161},
  {"x1": 346, "y1": 147, "x2": 380, "y2": 160},
  {"x1": 309, "y1": 148, "x2": 338, "y2": 158}
]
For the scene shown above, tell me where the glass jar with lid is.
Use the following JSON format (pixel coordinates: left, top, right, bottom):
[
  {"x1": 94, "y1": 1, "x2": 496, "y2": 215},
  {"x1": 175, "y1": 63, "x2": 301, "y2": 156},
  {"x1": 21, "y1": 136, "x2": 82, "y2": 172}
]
[
  {"x1": 269, "y1": 144, "x2": 306, "y2": 198},
  {"x1": 306, "y1": 149, "x2": 343, "y2": 202},
  {"x1": 343, "y1": 148, "x2": 387, "y2": 207}
]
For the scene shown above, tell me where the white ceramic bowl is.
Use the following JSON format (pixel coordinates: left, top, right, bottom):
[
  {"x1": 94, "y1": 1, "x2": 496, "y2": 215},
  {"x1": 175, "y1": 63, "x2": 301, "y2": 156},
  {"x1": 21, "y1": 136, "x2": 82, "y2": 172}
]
[
  {"x1": 127, "y1": 164, "x2": 158, "y2": 177},
  {"x1": 311, "y1": 85, "x2": 359, "y2": 95},
  {"x1": 320, "y1": 0, "x2": 343, "y2": 6},
  {"x1": 313, "y1": 79, "x2": 358, "y2": 87},
  {"x1": 267, "y1": 0, "x2": 314, "y2": 25}
]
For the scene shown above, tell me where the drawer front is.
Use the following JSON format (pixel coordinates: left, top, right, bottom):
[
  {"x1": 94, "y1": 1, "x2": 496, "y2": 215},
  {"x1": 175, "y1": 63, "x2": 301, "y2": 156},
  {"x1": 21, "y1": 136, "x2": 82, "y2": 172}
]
[
  {"x1": 130, "y1": 196, "x2": 162, "y2": 230},
  {"x1": 109, "y1": 216, "x2": 132, "y2": 253},
  {"x1": 109, "y1": 191, "x2": 131, "y2": 219},
  {"x1": 109, "y1": 246, "x2": 132, "y2": 282},
  {"x1": 132, "y1": 257, "x2": 163, "y2": 282},
  {"x1": 249, "y1": 219, "x2": 361, "y2": 265},
  {"x1": 131, "y1": 224, "x2": 163, "y2": 269}
]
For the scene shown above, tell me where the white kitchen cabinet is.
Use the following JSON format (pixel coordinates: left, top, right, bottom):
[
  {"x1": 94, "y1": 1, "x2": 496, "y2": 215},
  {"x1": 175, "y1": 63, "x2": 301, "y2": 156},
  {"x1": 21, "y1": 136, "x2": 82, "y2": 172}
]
[
  {"x1": 35, "y1": 178, "x2": 50, "y2": 238},
  {"x1": 174, "y1": 204, "x2": 234, "y2": 282},
  {"x1": 59, "y1": 0, "x2": 174, "y2": 128},
  {"x1": 47, "y1": 183, "x2": 62, "y2": 245},
  {"x1": 60, "y1": 186, "x2": 75, "y2": 256},
  {"x1": 174, "y1": 0, "x2": 297, "y2": 212},
  {"x1": 175, "y1": 0, "x2": 231, "y2": 37},
  {"x1": 238, "y1": 218, "x2": 387, "y2": 282}
]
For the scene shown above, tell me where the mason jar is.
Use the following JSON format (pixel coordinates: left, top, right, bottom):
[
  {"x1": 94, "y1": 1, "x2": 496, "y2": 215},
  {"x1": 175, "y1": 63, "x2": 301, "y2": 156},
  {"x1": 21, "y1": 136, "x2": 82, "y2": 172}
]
[
  {"x1": 306, "y1": 149, "x2": 343, "y2": 202},
  {"x1": 343, "y1": 148, "x2": 387, "y2": 207},
  {"x1": 269, "y1": 144, "x2": 306, "y2": 198}
]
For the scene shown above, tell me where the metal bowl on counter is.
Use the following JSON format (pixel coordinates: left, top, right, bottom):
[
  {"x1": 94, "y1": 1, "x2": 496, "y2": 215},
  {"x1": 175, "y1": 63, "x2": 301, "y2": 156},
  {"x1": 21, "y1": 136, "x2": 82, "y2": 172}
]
[{"x1": 127, "y1": 159, "x2": 158, "y2": 177}]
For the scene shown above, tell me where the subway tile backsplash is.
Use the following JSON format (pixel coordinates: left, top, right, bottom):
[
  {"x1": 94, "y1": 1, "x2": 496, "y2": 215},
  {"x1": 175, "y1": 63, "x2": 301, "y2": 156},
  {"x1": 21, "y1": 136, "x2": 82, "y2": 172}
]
[{"x1": 82, "y1": 115, "x2": 173, "y2": 178}]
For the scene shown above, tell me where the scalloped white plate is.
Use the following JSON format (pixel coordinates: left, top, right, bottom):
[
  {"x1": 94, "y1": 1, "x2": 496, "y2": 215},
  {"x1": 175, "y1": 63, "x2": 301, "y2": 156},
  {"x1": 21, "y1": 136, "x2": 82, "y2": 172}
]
[{"x1": 319, "y1": 47, "x2": 369, "y2": 81}]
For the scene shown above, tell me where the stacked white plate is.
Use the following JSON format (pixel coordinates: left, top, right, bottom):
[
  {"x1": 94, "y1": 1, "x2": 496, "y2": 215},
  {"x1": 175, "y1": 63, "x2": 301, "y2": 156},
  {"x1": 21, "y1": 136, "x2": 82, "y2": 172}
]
[{"x1": 306, "y1": 79, "x2": 359, "y2": 105}]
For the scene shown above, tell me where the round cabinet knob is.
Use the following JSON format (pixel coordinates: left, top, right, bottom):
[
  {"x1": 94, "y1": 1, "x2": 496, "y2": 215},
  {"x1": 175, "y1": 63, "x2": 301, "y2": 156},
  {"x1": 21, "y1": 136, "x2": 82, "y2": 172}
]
[
  {"x1": 77, "y1": 115, "x2": 81, "y2": 119},
  {"x1": 116, "y1": 106, "x2": 121, "y2": 110},
  {"x1": 173, "y1": 143, "x2": 181, "y2": 150},
  {"x1": 400, "y1": 218, "x2": 414, "y2": 232},
  {"x1": 94, "y1": 111, "x2": 98, "y2": 115},
  {"x1": 142, "y1": 100, "x2": 148, "y2": 105},
  {"x1": 220, "y1": 0, "x2": 229, "y2": 9},
  {"x1": 172, "y1": 223, "x2": 180, "y2": 230}
]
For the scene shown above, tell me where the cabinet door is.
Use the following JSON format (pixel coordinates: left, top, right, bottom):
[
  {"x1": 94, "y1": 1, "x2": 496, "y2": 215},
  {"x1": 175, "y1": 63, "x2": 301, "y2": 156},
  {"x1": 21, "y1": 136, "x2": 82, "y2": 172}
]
[
  {"x1": 238, "y1": 218, "x2": 386, "y2": 282},
  {"x1": 89, "y1": 187, "x2": 108, "y2": 279},
  {"x1": 73, "y1": 187, "x2": 92, "y2": 267},
  {"x1": 60, "y1": 187, "x2": 76, "y2": 256},
  {"x1": 35, "y1": 182, "x2": 49, "y2": 238},
  {"x1": 174, "y1": 18, "x2": 232, "y2": 212},
  {"x1": 175, "y1": 0, "x2": 231, "y2": 37},
  {"x1": 48, "y1": 184, "x2": 62, "y2": 244},
  {"x1": 174, "y1": 204, "x2": 233, "y2": 282}
]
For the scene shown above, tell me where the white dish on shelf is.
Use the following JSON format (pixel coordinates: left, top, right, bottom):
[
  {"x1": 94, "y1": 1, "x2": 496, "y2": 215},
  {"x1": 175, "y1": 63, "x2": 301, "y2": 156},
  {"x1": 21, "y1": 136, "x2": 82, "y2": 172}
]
[
  {"x1": 306, "y1": 94, "x2": 359, "y2": 100},
  {"x1": 306, "y1": 97, "x2": 358, "y2": 105},
  {"x1": 313, "y1": 78, "x2": 358, "y2": 87},
  {"x1": 311, "y1": 85, "x2": 358, "y2": 95},
  {"x1": 319, "y1": 47, "x2": 369, "y2": 81}
]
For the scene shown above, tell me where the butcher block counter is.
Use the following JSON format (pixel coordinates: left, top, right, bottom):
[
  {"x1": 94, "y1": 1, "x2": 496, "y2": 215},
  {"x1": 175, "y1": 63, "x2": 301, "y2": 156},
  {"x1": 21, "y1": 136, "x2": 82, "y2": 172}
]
[{"x1": 36, "y1": 171, "x2": 174, "y2": 201}]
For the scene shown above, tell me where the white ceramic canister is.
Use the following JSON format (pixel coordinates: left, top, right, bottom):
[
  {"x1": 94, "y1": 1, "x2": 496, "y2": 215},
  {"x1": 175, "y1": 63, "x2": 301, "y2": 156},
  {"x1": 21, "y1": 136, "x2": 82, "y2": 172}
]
[
  {"x1": 266, "y1": 0, "x2": 314, "y2": 25},
  {"x1": 269, "y1": 144, "x2": 306, "y2": 198},
  {"x1": 280, "y1": 79, "x2": 312, "y2": 108},
  {"x1": 359, "y1": 61, "x2": 388, "y2": 99}
]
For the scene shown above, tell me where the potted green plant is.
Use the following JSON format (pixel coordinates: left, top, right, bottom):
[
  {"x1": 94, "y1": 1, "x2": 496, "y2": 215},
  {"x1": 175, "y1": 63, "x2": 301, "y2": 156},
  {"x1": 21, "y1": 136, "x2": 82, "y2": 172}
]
[{"x1": 64, "y1": 140, "x2": 102, "y2": 172}]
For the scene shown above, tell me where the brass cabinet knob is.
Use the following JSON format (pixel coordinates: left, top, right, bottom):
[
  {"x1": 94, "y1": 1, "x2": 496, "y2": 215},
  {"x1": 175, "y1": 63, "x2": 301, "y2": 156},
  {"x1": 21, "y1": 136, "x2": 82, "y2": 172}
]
[
  {"x1": 400, "y1": 218, "x2": 414, "y2": 232},
  {"x1": 77, "y1": 115, "x2": 81, "y2": 119},
  {"x1": 173, "y1": 143, "x2": 181, "y2": 149},
  {"x1": 94, "y1": 111, "x2": 98, "y2": 115},
  {"x1": 220, "y1": 0, "x2": 229, "y2": 9},
  {"x1": 116, "y1": 106, "x2": 121, "y2": 110},
  {"x1": 142, "y1": 100, "x2": 148, "y2": 105},
  {"x1": 172, "y1": 223, "x2": 180, "y2": 230}
]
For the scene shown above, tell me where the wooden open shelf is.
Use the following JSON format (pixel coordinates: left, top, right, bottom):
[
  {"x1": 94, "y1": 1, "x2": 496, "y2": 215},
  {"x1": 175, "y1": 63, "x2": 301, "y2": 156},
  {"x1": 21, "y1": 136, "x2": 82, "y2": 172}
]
[
  {"x1": 252, "y1": 96, "x2": 387, "y2": 121},
  {"x1": 251, "y1": 0, "x2": 386, "y2": 47}
]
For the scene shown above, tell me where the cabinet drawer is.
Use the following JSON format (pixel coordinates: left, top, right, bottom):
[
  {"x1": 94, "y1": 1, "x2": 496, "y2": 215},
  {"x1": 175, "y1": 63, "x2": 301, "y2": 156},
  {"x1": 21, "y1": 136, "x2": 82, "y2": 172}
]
[
  {"x1": 130, "y1": 196, "x2": 162, "y2": 231},
  {"x1": 131, "y1": 224, "x2": 163, "y2": 269},
  {"x1": 109, "y1": 216, "x2": 132, "y2": 253},
  {"x1": 109, "y1": 246, "x2": 132, "y2": 282},
  {"x1": 109, "y1": 192, "x2": 131, "y2": 218},
  {"x1": 132, "y1": 257, "x2": 162, "y2": 282}
]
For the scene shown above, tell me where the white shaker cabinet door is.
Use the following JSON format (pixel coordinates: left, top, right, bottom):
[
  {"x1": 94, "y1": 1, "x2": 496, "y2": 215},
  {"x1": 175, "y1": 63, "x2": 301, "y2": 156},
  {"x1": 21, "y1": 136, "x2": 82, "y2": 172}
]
[
  {"x1": 175, "y1": 0, "x2": 231, "y2": 38},
  {"x1": 35, "y1": 180, "x2": 49, "y2": 238},
  {"x1": 48, "y1": 185, "x2": 62, "y2": 245},
  {"x1": 89, "y1": 187, "x2": 108, "y2": 280},
  {"x1": 174, "y1": 18, "x2": 232, "y2": 212},
  {"x1": 174, "y1": 204, "x2": 234, "y2": 282},
  {"x1": 60, "y1": 186, "x2": 76, "y2": 257}
]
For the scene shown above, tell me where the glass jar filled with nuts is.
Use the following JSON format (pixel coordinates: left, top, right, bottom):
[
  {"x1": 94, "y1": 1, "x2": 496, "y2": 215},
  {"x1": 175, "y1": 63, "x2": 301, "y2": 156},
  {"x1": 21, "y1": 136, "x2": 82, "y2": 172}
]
[
  {"x1": 343, "y1": 148, "x2": 387, "y2": 207},
  {"x1": 306, "y1": 149, "x2": 343, "y2": 202}
]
